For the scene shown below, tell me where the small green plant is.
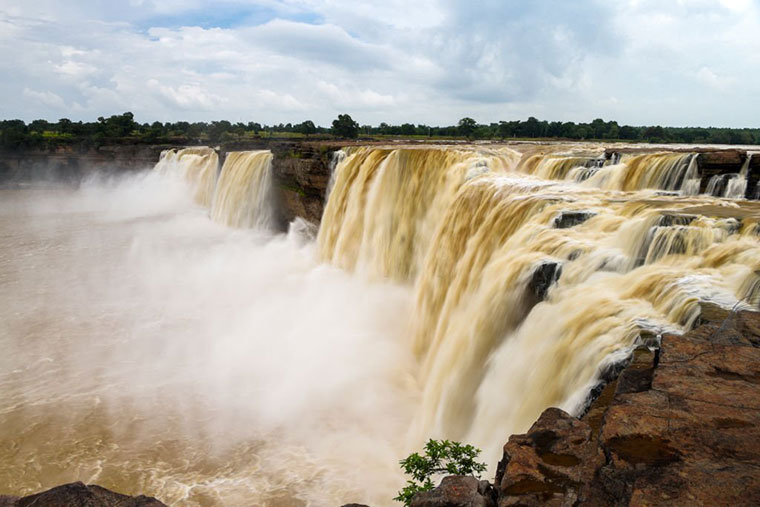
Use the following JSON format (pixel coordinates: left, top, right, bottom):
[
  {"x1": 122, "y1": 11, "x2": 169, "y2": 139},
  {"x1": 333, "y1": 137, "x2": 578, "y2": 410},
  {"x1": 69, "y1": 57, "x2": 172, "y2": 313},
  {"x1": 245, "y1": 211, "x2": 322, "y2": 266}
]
[{"x1": 394, "y1": 439, "x2": 487, "y2": 506}]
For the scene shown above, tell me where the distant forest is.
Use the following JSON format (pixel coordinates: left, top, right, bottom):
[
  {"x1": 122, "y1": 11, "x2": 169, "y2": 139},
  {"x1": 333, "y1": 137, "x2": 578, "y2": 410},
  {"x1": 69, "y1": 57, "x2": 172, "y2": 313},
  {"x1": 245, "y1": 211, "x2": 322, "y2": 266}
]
[{"x1": 2, "y1": 112, "x2": 759, "y2": 148}]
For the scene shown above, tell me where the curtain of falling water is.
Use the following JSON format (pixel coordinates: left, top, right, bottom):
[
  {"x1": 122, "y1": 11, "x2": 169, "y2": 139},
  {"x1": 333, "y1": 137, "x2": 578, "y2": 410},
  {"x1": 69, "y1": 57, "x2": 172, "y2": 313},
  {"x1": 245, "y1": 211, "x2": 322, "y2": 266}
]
[
  {"x1": 210, "y1": 151, "x2": 274, "y2": 229},
  {"x1": 318, "y1": 146, "x2": 760, "y2": 466},
  {"x1": 154, "y1": 148, "x2": 220, "y2": 206}
]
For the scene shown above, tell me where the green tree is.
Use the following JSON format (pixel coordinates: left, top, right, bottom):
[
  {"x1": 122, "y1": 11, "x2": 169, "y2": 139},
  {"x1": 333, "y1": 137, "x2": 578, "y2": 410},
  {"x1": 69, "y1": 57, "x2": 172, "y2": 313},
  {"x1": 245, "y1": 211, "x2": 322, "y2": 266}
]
[
  {"x1": 619, "y1": 125, "x2": 639, "y2": 140},
  {"x1": 296, "y1": 120, "x2": 317, "y2": 136},
  {"x1": 643, "y1": 125, "x2": 665, "y2": 141},
  {"x1": 520, "y1": 116, "x2": 545, "y2": 138},
  {"x1": 208, "y1": 120, "x2": 232, "y2": 142},
  {"x1": 395, "y1": 439, "x2": 487, "y2": 506},
  {"x1": 400, "y1": 123, "x2": 416, "y2": 136},
  {"x1": 590, "y1": 118, "x2": 607, "y2": 139},
  {"x1": 457, "y1": 117, "x2": 477, "y2": 139},
  {"x1": 331, "y1": 114, "x2": 359, "y2": 138}
]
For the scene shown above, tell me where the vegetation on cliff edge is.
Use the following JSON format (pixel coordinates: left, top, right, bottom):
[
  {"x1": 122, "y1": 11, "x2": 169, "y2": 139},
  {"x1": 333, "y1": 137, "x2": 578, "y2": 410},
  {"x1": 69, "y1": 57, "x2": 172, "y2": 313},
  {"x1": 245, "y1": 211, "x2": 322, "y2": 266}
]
[{"x1": 2, "y1": 112, "x2": 759, "y2": 150}]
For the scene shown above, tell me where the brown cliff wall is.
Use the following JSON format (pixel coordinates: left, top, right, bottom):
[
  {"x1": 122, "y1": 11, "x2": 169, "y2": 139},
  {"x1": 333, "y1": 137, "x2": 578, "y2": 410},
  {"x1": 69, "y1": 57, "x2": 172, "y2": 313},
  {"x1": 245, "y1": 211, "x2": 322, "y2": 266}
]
[
  {"x1": 0, "y1": 144, "x2": 170, "y2": 181},
  {"x1": 268, "y1": 142, "x2": 339, "y2": 228}
]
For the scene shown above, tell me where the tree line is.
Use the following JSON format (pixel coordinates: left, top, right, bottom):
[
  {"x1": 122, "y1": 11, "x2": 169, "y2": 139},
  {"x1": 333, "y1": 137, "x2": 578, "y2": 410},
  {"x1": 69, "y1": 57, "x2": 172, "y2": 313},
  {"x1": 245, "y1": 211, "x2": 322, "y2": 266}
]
[{"x1": 1, "y1": 112, "x2": 758, "y2": 149}]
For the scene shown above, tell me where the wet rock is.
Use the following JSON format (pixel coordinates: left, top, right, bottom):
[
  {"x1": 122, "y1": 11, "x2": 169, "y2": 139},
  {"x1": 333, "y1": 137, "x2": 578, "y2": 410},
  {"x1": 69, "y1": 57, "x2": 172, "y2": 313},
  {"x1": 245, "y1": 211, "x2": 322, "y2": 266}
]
[
  {"x1": 614, "y1": 346, "x2": 657, "y2": 395},
  {"x1": 494, "y1": 408, "x2": 604, "y2": 506},
  {"x1": 697, "y1": 150, "x2": 750, "y2": 195},
  {"x1": 411, "y1": 476, "x2": 495, "y2": 507},
  {"x1": 694, "y1": 309, "x2": 760, "y2": 347},
  {"x1": 657, "y1": 213, "x2": 696, "y2": 227},
  {"x1": 484, "y1": 310, "x2": 760, "y2": 506},
  {"x1": 552, "y1": 211, "x2": 595, "y2": 229},
  {"x1": 605, "y1": 151, "x2": 621, "y2": 165},
  {"x1": 696, "y1": 301, "x2": 732, "y2": 324},
  {"x1": 584, "y1": 158, "x2": 606, "y2": 169},
  {"x1": 1, "y1": 482, "x2": 166, "y2": 507},
  {"x1": 528, "y1": 262, "x2": 562, "y2": 301},
  {"x1": 0, "y1": 496, "x2": 18, "y2": 507},
  {"x1": 698, "y1": 150, "x2": 744, "y2": 171}
]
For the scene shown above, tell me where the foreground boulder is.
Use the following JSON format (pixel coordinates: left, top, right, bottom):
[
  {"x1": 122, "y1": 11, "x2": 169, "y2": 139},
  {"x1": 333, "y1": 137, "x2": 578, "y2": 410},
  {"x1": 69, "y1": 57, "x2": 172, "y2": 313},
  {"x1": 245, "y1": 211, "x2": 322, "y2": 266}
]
[
  {"x1": 495, "y1": 408, "x2": 604, "y2": 505},
  {"x1": 411, "y1": 476, "x2": 495, "y2": 507},
  {"x1": 416, "y1": 310, "x2": 760, "y2": 506},
  {"x1": 0, "y1": 482, "x2": 165, "y2": 507}
]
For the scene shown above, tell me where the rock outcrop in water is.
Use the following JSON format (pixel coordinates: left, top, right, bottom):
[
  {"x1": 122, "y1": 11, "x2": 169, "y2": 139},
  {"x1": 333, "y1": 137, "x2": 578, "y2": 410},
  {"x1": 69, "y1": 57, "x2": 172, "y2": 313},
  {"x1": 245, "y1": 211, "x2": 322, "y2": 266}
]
[
  {"x1": 0, "y1": 482, "x2": 166, "y2": 507},
  {"x1": 412, "y1": 310, "x2": 760, "y2": 506}
]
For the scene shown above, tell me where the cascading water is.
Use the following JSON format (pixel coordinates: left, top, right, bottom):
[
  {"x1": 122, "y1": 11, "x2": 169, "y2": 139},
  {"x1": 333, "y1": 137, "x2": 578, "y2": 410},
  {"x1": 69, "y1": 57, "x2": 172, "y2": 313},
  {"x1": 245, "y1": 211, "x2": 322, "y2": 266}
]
[
  {"x1": 319, "y1": 145, "x2": 760, "y2": 466},
  {"x1": 519, "y1": 151, "x2": 701, "y2": 193},
  {"x1": 317, "y1": 146, "x2": 521, "y2": 281},
  {"x1": 3, "y1": 143, "x2": 760, "y2": 506},
  {"x1": 210, "y1": 151, "x2": 273, "y2": 228},
  {"x1": 724, "y1": 153, "x2": 753, "y2": 199},
  {"x1": 584, "y1": 152, "x2": 700, "y2": 192},
  {"x1": 704, "y1": 153, "x2": 753, "y2": 199},
  {"x1": 154, "y1": 147, "x2": 220, "y2": 206}
]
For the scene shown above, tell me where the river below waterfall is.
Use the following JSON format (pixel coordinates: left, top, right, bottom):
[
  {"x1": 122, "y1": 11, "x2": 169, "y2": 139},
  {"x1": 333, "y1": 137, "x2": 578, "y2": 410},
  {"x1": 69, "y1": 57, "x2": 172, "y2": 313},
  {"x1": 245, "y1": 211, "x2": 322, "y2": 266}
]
[{"x1": 0, "y1": 175, "x2": 417, "y2": 505}]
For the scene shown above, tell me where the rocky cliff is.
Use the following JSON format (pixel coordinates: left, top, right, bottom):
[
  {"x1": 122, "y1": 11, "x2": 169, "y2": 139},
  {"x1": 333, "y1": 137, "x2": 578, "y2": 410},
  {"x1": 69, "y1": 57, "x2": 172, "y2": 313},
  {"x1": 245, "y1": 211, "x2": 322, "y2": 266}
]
[
  {"x1": 411, "y1": 310, "x2": 760, "y2": 506},
  {"x1": 0, "y1": 144, "x2": 170, "y2": 182},
  {"x1": 0, "y1": 141, "x2": 339, "y2": 229},
  {"x1": 268, "y1": 142, "x2": 338, "y2": 227}
]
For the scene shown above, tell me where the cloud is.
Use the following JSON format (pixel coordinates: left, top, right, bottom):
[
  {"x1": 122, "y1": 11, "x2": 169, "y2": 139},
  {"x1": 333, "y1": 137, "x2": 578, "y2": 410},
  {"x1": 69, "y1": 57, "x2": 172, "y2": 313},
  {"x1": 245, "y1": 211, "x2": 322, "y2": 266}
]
[
  {"x1": 1, "y1": 1, "x2": 759, "y2": 127},
  {"x1": 147, "y1": 80, "x2": 225, "y2": 110},
  {"x1": 696, "y1": 66, "x2": 736, "y2": 92},
  {"x1": 22, "y1": 88, "x2": 66, "y2": 109}
]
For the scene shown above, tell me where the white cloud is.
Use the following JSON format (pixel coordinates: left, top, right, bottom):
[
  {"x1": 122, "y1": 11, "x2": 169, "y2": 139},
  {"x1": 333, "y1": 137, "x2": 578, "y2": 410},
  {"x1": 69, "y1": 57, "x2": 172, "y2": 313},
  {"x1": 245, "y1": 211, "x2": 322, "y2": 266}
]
[
  {"x1": 1, "y1": 1, "x2": 759, "y2": 127},
  {"x1": 147, "y1": 80, "x2": 225, "y2": 110},
  {"x1": 696, "y1": 66, "x2": 736, "y2": 91},
  {"x1": 55, "y1": 60, "x2": 98, "y2": 78},
  {"x1": 22, "y1": 88, "x2": 66, "y2": 109}
]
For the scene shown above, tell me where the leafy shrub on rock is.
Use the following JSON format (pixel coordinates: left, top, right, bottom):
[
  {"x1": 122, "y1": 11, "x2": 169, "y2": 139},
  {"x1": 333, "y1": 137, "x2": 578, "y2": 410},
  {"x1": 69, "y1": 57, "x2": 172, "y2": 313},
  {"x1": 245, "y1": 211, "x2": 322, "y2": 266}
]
[{"x1": 395, "y1": 439, "x2": 487, "y2": 506}]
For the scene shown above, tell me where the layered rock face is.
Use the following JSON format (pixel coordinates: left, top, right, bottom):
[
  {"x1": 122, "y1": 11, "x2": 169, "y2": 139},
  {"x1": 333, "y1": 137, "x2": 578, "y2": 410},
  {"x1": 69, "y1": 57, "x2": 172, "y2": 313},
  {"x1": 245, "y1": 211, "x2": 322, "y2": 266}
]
[
  {"x1": 0, "y1": 141, "x2": 338, "y2": 229},
  {"x1": 414, "y1": 310, "x2": 760, "y2": 506},
  {"x1": 0, "y1": 482, "x2": 166, "y2": 507},
  {"x1": 0, "y1": 145, "x2": 169, "y2": 181},
  {"x1": 268, "y1": 142, "x2": 337, "y2": 227}
]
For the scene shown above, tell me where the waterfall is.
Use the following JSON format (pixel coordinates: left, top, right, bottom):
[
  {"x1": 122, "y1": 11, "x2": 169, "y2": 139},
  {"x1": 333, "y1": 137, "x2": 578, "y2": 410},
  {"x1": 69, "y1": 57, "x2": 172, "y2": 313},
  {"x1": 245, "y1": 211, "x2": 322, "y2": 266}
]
[
  {"x1": 210, "y1": 151, "x2": 274, "y2": 228},
  {"x1": 325, "y1": 149, "x2": 347, "y2": 202},
  {"x1": 519, "y1": 154, "x2": 599, "y2": 180},
  {"x1": 586, "y1": 152, "x2": 698, "y2": 192},
  {"x1": 153, "y1": 147, "x2": 219, "y2": 206},
  {"x1": 703, "y1": 153, "x2": 752, "y2": 199},
  {"x1": 519, "y1": 151, "x2": 700, "y2": 193},
  {"x1": 317, "y1": 146, "x2": 522, "y2": 281},
  {"x1": 723, "y1": 153, "x2": 752, "y2": 199},
  {"x1": 706, "y1": 174, "x2": 727, "y2": 196},
  {"x1": 318, "y1": 145, "x2": 760, "y2": 465}
]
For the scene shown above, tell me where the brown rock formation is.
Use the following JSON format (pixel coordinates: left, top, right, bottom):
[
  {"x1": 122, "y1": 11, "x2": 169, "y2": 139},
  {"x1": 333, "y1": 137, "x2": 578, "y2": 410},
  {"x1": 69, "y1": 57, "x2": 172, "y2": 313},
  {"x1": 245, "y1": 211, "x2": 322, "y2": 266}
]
[
  {"x1": 411, "y1": 476, "x2": 496, "y2": 507},
  {"x1": 269, "y1": 142, "x2": 338, "y2": 227},
  {"x1": 0, "y1": 145, "x2": 170, "y2": 181},
  {"x1": 419, "y1": 310, "x2": 760, "y2": 506},
  {"x1": 0, "y1": 482, "x2": 165, "y2": 507},
  {"x1": 494, "y1": 408, "x2": 604, "y2": 505}
]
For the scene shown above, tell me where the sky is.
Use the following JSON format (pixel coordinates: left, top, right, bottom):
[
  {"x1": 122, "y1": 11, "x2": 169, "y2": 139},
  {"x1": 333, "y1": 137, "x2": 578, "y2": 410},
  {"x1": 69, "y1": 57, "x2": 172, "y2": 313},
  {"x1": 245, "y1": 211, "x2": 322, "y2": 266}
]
[{"x1": 1, "y1": 0, "x2": 759, "y2": 127}]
